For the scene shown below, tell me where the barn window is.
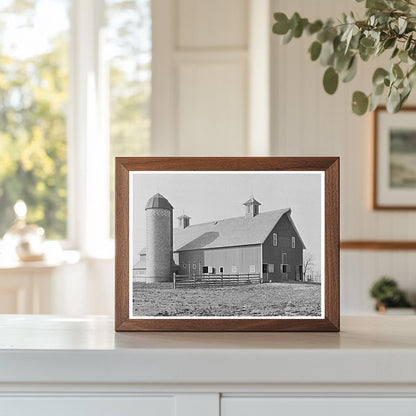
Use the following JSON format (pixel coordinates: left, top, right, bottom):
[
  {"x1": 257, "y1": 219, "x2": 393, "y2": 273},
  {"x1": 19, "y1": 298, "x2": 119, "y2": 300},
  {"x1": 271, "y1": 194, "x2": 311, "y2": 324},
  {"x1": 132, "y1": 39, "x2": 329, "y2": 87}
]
[
  {"x1": 282, "y1": 253, "x2": 287, "y2": 263},
  {"x1": 273, "y1": 233, "x2": 278, "y2": 246},
  {"x1": 268, "y1": 264, "x2": 274, "y2": 273},
  {"x1": 202, "y1": 266, "x2": 208, "y2": 274},
  {"x1": 219, "y1": 266, "x2": 224, "y2": 273},
  {"x1": 231, "y1": 266, "x2": 237, "y2": 273},
  {"x1": 249, "y1": 265, "x2": 256, "y2": 273},
  {"x1": 292, "y1": 237, "x2": 296, "y2": 248}
]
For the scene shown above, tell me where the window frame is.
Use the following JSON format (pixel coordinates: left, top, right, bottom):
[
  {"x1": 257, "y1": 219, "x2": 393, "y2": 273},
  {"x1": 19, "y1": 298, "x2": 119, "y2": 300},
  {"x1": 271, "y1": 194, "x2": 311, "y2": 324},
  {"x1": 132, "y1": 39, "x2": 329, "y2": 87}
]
[{"x1": 69, "y1": 0, "x2": 152, "y2": 257}]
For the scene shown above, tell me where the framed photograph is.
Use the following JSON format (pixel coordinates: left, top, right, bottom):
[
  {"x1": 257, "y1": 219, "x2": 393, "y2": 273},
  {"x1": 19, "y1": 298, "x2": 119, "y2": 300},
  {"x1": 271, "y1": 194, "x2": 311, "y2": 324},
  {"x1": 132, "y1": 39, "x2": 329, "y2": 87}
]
[
  {"x1": 115, "y1": 157, "x2": 339, "y2": 332},
  {"x1": 374, "y1": 106, "x2": 416, "y2": 209}
]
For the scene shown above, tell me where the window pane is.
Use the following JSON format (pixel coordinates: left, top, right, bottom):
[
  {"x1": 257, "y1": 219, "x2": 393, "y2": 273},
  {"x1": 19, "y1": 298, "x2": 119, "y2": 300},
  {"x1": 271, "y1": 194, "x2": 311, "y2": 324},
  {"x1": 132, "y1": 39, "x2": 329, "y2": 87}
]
[
  {"x1": 0, "y1": 0, "x2": 70, "y2": 239},
  {"x1": 106, "y1": 0, "x2": 151, "y2": 237}
]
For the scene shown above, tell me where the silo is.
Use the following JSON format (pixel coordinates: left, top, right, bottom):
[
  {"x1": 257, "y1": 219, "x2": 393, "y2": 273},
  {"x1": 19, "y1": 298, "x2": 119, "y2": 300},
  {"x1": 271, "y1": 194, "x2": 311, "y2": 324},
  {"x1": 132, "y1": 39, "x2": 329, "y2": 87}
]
[{"x1": 145, "y1": 193, "x2": 173, "y2": 282}]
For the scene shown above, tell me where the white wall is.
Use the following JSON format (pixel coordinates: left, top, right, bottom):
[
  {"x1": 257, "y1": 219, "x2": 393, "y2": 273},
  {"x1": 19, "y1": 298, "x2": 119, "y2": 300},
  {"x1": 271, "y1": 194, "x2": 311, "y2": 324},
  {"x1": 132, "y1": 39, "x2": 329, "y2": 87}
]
[
  {"x1": 152, "y1": 0, "x2": 250, "y2": 156},
  {"x1": 44, "y1": 0, "x2": 416, "y2": 317},
  {"x1": 271, "y1": 0, "x2": 416, "y2": 313}
]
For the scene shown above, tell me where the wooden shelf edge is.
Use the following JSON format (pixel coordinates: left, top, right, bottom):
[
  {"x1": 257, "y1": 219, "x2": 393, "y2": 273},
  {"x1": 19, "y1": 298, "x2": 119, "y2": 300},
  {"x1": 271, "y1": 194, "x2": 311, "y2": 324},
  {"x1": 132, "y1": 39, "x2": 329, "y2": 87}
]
[{"x1": 341, "y1": 241, "x2": 416, "y2": 250}]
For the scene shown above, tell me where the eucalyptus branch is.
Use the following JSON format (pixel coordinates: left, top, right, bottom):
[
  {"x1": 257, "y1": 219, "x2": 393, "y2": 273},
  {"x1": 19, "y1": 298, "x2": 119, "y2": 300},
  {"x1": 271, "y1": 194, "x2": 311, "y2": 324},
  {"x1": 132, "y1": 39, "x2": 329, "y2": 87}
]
[{"x1": 272, "y1": 0, "x2": 416, "y2": 114}]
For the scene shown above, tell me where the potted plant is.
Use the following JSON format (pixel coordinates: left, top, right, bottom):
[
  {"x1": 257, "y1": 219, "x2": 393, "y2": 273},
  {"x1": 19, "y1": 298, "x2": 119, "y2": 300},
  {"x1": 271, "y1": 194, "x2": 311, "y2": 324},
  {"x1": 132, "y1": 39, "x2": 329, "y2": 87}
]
[
  {"x1": 369, "y1": 276, "x2": 413, "y2": 313},
  {"x1": 272, "y1": 0, "x2": 416, "y2": 115}
]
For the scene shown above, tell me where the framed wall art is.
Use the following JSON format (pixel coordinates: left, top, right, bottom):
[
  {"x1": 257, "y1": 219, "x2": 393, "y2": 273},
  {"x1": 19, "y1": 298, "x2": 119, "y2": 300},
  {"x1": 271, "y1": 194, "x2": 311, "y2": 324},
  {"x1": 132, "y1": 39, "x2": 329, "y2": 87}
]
[
  {"x1": 115, "y1": 157, "x2": 339, "y2": 332},
  {"x1": 374, "y1": 106, "x2": 416, "y2": 210}
]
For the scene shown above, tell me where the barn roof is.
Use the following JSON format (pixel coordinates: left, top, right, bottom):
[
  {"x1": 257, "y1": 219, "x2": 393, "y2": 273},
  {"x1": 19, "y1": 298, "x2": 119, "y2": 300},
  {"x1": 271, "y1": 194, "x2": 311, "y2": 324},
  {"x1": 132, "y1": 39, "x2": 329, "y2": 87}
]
[
  {"x1": 173, "y1": 208, "x2": 306, "y2": 252},
  {"x1": 145, "y1": 193, "x2": 173, "y2": 211}
]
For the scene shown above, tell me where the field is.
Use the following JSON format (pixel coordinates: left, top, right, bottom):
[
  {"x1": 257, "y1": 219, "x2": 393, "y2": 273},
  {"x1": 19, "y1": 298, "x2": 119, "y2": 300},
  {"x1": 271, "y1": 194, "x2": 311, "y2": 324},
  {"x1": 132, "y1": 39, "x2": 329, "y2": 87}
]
[
  {"x1": 132, "y1": 282, "x2": 321, "y2": 317},
  {"x1": 390, "y1": 153, "x2": 416, "y2": 188}
]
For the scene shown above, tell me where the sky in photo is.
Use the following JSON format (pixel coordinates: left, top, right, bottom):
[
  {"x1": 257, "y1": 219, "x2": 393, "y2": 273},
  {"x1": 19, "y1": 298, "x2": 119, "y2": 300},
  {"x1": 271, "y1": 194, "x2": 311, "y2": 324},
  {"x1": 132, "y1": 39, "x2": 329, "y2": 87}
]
[{"x1": 131, "y1": 172, "x2": 323, "y2": 274}]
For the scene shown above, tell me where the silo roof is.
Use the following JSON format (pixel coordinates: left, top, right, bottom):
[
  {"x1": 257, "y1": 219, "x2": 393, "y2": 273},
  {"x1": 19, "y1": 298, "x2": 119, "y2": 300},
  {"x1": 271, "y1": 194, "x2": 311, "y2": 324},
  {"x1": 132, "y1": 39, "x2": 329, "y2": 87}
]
[{"x1": 145, "y1": 193, "x2": 173, "y2": 210}]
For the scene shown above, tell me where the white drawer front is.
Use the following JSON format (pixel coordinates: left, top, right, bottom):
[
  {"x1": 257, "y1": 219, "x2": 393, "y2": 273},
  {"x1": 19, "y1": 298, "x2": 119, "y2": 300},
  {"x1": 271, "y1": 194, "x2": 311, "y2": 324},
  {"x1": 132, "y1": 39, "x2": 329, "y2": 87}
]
[
  {"x1": 222, "y1": 397, "x2": 416, "y2": 416},
  {"x1": 0, "y1": 396, "x2": 175, "y2": 416}
]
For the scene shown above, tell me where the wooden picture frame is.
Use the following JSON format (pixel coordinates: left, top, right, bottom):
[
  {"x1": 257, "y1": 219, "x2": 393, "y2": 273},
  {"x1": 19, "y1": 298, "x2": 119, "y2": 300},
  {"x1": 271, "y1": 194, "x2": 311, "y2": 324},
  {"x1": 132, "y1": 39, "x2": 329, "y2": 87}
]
[
  {"x1": 373, "y1": 106, "x2": 416, "y2": 210},
  {"x1": 115, "y1": 157, "x2": 339, "y2": 332}
]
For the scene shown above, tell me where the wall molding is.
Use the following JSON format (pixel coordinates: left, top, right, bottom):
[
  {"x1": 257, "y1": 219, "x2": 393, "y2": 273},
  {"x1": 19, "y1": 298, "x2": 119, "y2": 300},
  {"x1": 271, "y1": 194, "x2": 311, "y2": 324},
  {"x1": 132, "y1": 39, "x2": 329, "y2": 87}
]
[{"x1": 341, "y1": 241, "x2": 416, "y2": 250}]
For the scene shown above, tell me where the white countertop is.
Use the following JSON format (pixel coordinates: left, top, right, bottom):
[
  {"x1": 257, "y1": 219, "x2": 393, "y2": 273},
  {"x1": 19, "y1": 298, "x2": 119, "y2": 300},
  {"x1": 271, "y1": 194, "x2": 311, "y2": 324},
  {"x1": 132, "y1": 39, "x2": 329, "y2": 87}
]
[{"x1": 0, "y1": 315, "x2": 415, "y2": 386}]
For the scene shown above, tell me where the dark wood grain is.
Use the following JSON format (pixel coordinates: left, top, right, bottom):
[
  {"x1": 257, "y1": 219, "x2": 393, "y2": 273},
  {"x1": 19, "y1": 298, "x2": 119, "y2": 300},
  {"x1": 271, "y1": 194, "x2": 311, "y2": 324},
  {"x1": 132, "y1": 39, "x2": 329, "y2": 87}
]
[
  {"x1": 115, "y1": 157, "x2": 340, "y2": 332},
  {"x1": 373, "y1": 106, "x2": 416, "y2": 210},
  {"x1": 341, "y1": 240, "x2": 416, "y2": 250}
]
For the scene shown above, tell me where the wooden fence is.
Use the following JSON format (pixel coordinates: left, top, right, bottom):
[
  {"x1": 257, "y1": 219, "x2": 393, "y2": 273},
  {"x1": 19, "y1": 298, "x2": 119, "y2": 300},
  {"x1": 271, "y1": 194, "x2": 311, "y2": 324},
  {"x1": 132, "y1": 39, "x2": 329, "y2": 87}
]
[{"x1": 173, "y1": 273, "x2": 261, "y2": 289}]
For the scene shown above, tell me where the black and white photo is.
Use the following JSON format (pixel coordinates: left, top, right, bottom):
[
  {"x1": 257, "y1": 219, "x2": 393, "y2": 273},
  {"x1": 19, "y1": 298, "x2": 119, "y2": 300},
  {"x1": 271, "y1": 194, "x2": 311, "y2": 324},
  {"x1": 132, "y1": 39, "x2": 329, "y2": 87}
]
[{"x1": 129, "y1": 171, "x2": 324, "y2": 319}]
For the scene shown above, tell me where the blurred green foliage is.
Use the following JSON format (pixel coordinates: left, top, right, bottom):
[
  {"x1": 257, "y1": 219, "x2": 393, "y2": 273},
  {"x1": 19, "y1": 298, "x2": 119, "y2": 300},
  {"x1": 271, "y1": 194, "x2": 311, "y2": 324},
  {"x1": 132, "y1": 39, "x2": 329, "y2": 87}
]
[
  {"x1": 369, "y1": 276, "x2": 411, "y2": 307},
  {"x1": 0, "y1": 0, "x2": 151, "y2": 239},
  {"x1": 273, "y1": 0, "x2": 416, "y2": 115},
  {"x1": 0, "y1": 2, "x2": 69, "y2": 238}
]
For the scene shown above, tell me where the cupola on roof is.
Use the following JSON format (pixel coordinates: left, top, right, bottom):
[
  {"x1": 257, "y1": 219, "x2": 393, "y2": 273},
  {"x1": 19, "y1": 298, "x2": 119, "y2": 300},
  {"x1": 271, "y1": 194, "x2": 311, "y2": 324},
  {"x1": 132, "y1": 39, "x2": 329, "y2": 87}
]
[{"x1": 243, "y1": 197, "x2": 261, "y2": 206}]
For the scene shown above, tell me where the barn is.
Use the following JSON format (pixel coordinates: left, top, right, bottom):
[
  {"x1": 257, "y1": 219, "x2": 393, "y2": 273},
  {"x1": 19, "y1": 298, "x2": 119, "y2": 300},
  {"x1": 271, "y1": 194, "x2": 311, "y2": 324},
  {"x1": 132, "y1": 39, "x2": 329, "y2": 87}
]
[{"x1": 134, "y1": 193, "x2": 306, "y2": 283}]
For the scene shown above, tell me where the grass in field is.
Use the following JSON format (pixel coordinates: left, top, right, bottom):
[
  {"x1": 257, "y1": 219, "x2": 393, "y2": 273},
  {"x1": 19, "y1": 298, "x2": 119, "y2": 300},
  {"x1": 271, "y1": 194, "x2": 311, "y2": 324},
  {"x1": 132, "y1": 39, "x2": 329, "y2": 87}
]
[{"x1": 132, "y1": 282, "x2": 321, "y2": 317}]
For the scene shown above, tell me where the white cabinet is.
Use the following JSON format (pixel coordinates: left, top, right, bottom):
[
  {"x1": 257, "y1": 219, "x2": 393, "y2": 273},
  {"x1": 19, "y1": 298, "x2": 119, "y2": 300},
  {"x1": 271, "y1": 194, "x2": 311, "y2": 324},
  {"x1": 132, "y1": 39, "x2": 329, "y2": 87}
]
[
  {"x1": 1, "y1": 397, "x2": 175, "y2": 416},
  {"x1": 222, "y1": 398, "x2": 416, "y2": 416},
  {"x1": 0, "y1": 316, "x2": 416, "y2": 415}
]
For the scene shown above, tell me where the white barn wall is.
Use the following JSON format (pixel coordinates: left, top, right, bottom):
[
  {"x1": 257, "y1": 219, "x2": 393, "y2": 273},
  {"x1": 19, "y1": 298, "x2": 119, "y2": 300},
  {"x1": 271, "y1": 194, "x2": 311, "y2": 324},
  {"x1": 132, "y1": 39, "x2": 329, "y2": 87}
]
[{"x1": 271, "y1": 0, "x2": 416, "y2": 314}]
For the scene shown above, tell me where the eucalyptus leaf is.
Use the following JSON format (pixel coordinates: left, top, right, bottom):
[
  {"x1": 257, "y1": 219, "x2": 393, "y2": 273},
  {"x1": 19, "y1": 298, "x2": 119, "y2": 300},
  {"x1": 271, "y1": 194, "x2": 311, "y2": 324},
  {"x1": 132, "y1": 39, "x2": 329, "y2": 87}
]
[
  {"x1": 405, "y1": 33, "x2": 413, "y2": 50},
  {"x1": 320, "y1": 40, "x2": 335, "y2": 66},
  {"x1": 373, "y1": 82, "x2": 385, "y2": 96},
  {"x1": 399, "y1": 49, "x2": 408, "y2": 63},
  {"x1": 273, "y1": 13, "x2": 290, "y2": 34},
  {"x1": 309, "y1": 41, "x2": 322, "y2": 61},
  {"x1": 366, "y1": 0, "x2": 388, "y2": 10},
  {"x1": 372, "y1": 67, "x2": 389, "y2": 85},
  {"x1": 352, "y1": 91, "x2": 369, "y2": 115},
  {"x1": 369, "y1": 92, "x2": 383, "y2": 111},
  {"x1": 387, "y1": 87, "x2": 401, "y2": 112},
  {"x1": 391, "y1": 47, "x2": 399, "y2": 59},
  {"x1": 393, "y1": 63, "x2": 404, "y2": 79},
  {"x1": 282, "y1": 29, "x2": 293, "y2": 44},
  {"x1": 342, "y1": 56, "x2": 358, "y2": 82},
  {"x1": 323, "y1": 67, "x2": 339, "y2": 94},
  {"x1": 307, "y1": 20, "x2": 323, "y2": 35},
  {"x1": 398, "y1": 17, "x2": 407, "y2": 34}
]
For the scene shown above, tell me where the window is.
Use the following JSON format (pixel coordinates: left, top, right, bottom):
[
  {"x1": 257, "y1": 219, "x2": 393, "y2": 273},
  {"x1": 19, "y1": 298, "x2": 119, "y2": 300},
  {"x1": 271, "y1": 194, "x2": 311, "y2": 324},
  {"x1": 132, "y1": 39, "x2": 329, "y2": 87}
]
[
  {"x1": 231, "y1": 266, "x2": 237, "y2": 273},
  {"x1": 202, "y1": 266, "x2": 208, "y2": 274},
  {"x1": 182, "y1": 263, "x2": 186, "y2": 269},
  {"x1": 292, "y1": 236, "x2": 296, "y2": 248},
  {"x1": 219, "y1": 266, "x2": 224, "y2": 273},
  {"x1": 107, "y1": 0, "x2": 151, "y2": 237},
  {"x1": 281, "y1": 264, "x2": 288, "y2": 273},
  {"x1": 0, "y1": 0, "x2": 70, "y2": 239},
  {"x1": 192, "y1": 264, "x2": 196, "y2": 270},
  {"x1": 273, "y1": 233, "x2": 278, "y2": 246},
  {"x1": 249, "y1": 264, "x2": 256, "y2": 273},
  {"x1": 282, "y1": 253, "x2": 287, "y2": 263},
  {"x1": 0, "y1": 0, "x2": 151, "y2": 254},
  {"x1": 268, "y1": 264, "x2": 274, "y2": 273}
]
